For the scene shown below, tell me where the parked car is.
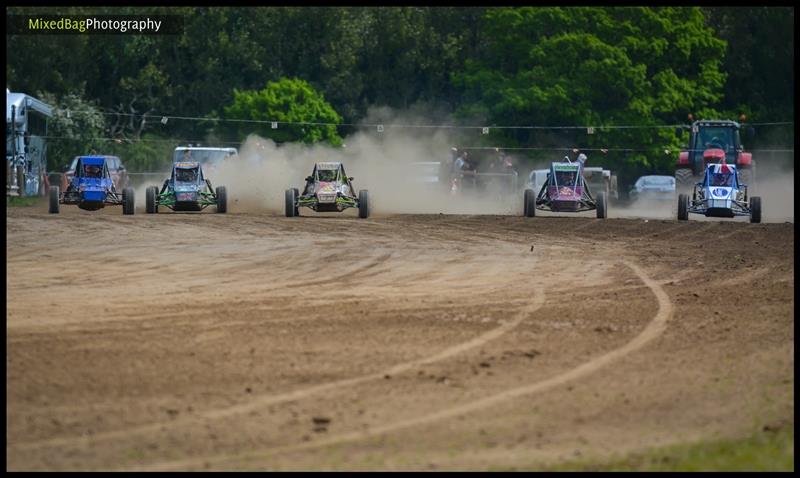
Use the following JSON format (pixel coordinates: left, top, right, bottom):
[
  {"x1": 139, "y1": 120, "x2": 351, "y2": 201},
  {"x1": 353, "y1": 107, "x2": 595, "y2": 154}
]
[{"x1": 629, "y1": 175, "x2": 676, "y2": 202}]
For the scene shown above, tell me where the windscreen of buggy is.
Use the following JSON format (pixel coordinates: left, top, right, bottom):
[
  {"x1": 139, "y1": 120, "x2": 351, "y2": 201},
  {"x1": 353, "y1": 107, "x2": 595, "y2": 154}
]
[
  {"x1": 82, "y1": 163, "x2": 104, "y2": 178},
  {"x1": 175, "y1": 167, "x2": 199, "y2": 183},
  {"x1": 554, "y1": 170, "x2": 578, "y2": 187},
  {"x1": 317, "y1": 170, "x2": 339, "y2": 182},
  {"x1": 709, "y1": 172, "x2": 734, "y2": 187}
]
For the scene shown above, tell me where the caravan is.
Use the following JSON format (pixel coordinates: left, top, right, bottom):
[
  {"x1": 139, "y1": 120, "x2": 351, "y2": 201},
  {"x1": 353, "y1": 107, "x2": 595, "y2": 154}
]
[{"x1": 6, "y1": 89, "x2": 52, "y2": 196}]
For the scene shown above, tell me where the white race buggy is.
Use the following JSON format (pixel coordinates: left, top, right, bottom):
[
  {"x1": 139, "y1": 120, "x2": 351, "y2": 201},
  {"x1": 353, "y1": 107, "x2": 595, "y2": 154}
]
[{"x1": 677, "y1": 163, "x2": 761, "y2": 223}]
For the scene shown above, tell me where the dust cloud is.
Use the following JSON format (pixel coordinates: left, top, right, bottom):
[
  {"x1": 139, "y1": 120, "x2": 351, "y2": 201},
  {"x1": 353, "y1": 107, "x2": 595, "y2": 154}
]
[
  {"x1": 135, "y1": 107, "x2": 793, "y2": 223},
  {"x1": 212, "y1": 107, "x2": 521, "y2": 216}
]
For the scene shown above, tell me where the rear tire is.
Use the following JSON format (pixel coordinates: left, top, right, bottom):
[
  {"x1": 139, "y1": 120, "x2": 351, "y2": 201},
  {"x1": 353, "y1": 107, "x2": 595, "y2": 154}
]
[
  {"x1": 358, "y1": 190, "x2": 369, "y2": 219},
  {"x1": 675, "y1": 169, "x2": 694, "y2": 193},
  {"x1": 216, "y1": 186, "x2": 227, "y2": 213},
  {"x1": 524, "y1": 188, "x2": 536, "y2": 217},
  {"x1": 123, "y1": 187, "x2": 135, "y2": 215},
  {"x1": 750, "y1": 196, "x2": 761, "y2": 223},
  {"x1": 48, "y1": 186, "x2": 60, "y2": 214},
  {"x1": 596, "y1": 191, "x2": 607, "y2": 219},
  {"x1": 146, "y1": 186, "x2": 157, "y2": 214},
  {"x1": 677, "y1": 193, "x2": 689, "y2": 220},
  {"x1": 285, "y1": 188, "x2": 296, "y2": 217}
]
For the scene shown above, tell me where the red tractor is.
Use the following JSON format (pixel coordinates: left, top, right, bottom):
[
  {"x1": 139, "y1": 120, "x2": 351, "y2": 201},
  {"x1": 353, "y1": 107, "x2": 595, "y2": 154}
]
[{"x1": 674, "y1": 117, "x2": 756, "y2": 192}]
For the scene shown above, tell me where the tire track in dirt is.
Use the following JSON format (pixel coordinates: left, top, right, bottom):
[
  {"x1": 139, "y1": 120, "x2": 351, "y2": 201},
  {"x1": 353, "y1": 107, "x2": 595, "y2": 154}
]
[
  {"x1": 10, "y1": 272, "x2": 545, "y2": 453},
  {"x1": 132, "y1": 259, "x2": 671, "y2": 471}
]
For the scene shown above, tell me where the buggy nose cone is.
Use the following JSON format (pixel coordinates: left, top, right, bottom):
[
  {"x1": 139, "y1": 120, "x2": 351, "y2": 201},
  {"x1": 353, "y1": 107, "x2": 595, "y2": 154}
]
[
  {"x1": 317, "y1": 193, "x2": 336, "y2": 203},
  {"x1": 176, "y1": 192, "x2": 198, "y2": 202}
]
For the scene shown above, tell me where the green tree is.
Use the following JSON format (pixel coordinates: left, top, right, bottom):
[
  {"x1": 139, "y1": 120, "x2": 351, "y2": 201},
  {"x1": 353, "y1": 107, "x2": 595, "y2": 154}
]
[
  {"x1": 454, "y1": 7, "x2": 727, "y2": 177},
  {"x1": 222, "y1": 77, "x2": 343, "y2": 145},
  {"x1": 37, "y1": 91, "x2": 107, "y2": 171}
]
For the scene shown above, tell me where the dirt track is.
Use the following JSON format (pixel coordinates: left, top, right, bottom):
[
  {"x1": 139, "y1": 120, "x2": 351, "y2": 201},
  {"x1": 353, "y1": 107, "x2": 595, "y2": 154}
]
[{"x1": 6, "y1": 205, "x2": 794, "y2": 471}]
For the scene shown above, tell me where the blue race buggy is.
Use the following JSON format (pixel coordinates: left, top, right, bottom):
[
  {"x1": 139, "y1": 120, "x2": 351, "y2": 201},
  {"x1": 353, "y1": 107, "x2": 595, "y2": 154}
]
[
  {"x1": 145, "y1": 161, "x2": 227, "y2": 213},
  {"x1": 48, "y1": 156, "x2": 134, "y2": 214},
  {"x1": 677, "y1": 162, "x2": 761, "y2": 223}
]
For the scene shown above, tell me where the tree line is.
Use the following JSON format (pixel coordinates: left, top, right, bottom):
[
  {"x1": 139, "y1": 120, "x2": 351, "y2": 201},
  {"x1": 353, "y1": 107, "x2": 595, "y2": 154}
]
[{"x1": 6, "y1": 6, "x2": 794, "y2": 182}]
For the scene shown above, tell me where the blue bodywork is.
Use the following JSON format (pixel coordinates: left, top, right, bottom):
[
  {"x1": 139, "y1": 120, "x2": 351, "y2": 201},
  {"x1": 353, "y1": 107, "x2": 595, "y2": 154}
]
[{"x1": 64, "y1": 156, "x2": 120, "y2": 210}]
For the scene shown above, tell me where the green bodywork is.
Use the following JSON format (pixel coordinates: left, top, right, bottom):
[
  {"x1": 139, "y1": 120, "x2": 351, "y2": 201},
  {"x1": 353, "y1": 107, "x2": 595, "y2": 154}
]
[
  {"x1": 156, "y1": 188, "x2": 218, "y2": 207},
  {"x1": 297, "y1": 194, "x2": 358, "y2": 209}
]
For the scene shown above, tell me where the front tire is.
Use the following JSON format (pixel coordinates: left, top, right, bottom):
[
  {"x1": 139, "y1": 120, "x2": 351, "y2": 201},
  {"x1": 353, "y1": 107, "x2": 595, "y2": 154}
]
[
  {"x1": 524, "y1": 189, "x2": 536, "y2": 217},
  {"x1": 596, "y1": 191, "x2": 607, "y2": 219},
  {"x1": 48, "y1": 186, "x2": 60, "y2": 214},
  {"x1": 285, "y1": 188, "x2": 296, "y2": 217},
  {"x1": 216, "y1": 186, "x2": 227, "y2": 213},
  {"x1": 146, "y1": 186, "x2": 157, "y2": 214},
  {"x1": 677, "y1": 193, "x2": 689, "y2": 221},
  {"x1": 750, "y1": 196, "x2": 761, "y2": 223},
  {"x1": 358, "y1": 190, "x2": 369, "y2": 219},
  {"x1": 123, "y1": 187, "x2": 135, "y2": 215},
  {"x1": 292, "y1": 188, "x2": 300, "y2": 216}
]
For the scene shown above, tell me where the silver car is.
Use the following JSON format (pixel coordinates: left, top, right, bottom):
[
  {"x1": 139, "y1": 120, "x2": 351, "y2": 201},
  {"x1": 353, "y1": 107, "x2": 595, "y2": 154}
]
[{"x1": 629, "y1": 175, "x2": 676, "y2": 201}]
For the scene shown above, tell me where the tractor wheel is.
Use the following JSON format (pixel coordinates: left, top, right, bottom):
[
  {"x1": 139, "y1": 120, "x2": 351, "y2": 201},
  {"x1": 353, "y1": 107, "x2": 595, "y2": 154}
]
[
  {"x1": 285, "y1": 189, "x2": 296, "y2": 217},
  {"x1": 48, "y1": 186, "x2": 60, "y2": 214},
  {"x1": 146, "y1": 186, "x2": 157, "y2": 214},
  {"x1": 292, "y1": 188, "x2": 300, "y2": 216},
  {"x1": 216, "y1": 186, "x2": 227, "y2": 213},
  {"x1": 750, "y1": 196, "x2": 762, "y2": 224},
  {"x1": 358, "y1": 190, "x2": 369, "y2": 219},
  {"x1": 596, "y1": 191, "x2": 607, "y2": 219},
  {"x1": 123, "y1": 187, "x2": 135, "y2": 215},
  {"x1": 677, "y1": 193, "x2": 689, "y2": 221},
  {"x1": 524, "y1": 189, "x2": 536, "y2": 217},
  {"x1": 675, "y1": 169, "x2": 694, "y2": 193}
]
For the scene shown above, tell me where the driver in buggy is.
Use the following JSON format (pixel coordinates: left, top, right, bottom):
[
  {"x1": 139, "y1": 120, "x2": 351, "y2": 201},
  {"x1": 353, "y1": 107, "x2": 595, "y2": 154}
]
[
  {"x1": 160, "y1": 167, "x2": 199, "y2": 193},
  {"x1": 555, "y1": 170, "x2": 576, "y2": 187},
  {"x1": 176, "y1": 168, "x2": 198, "y2": 183},
  {"x1": 84, "y1": 164, "x2": 102, "y2": 178},
  {"x1": 709, "y1": 171, "x2": 734, "y2": 187},
  {"x1": 317, "y1": 169, "x2": 338, "y2": 182}
]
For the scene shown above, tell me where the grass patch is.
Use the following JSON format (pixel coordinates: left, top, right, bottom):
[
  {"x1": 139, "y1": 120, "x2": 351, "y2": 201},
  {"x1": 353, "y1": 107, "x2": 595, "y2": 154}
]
[
  {"x1": 543, "y1": 425, "x2": 793, "y2": 472},
  {"x1": 6, "y1": 196, "x2": 43, "y2": 207}
]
